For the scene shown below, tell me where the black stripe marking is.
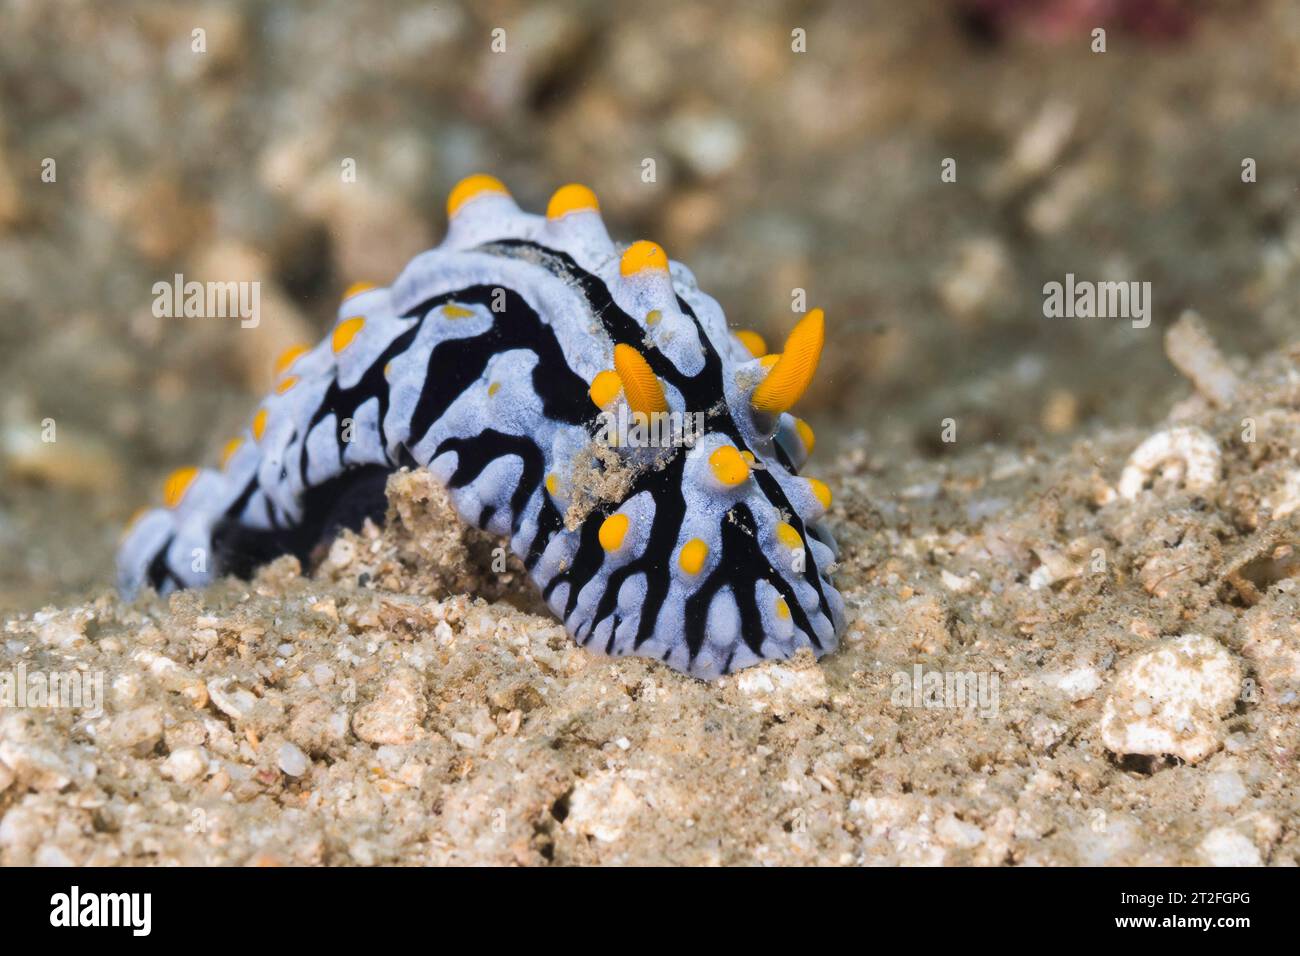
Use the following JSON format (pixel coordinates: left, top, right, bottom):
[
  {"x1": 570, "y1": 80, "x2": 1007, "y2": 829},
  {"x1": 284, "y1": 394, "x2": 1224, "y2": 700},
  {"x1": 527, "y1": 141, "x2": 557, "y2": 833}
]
[
  {"x1": 145, "y1": 537, "x2": 182, "y2": 593},
  {"x1": 435, "y1": 429, "x2": 545, "y2": 536},
  {"x1": 405, "y1": 285, "x2": 593, "y2": 447},
  {"x1": 682, "y1": 503, "x2": 819, "y2": 661}
]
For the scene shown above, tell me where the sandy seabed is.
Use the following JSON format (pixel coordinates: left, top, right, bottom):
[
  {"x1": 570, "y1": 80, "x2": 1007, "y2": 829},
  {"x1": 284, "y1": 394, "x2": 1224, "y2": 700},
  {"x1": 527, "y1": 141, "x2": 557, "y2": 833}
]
[{"x1": 1, "y1": 322, "x2": 1297, "y2": 866}]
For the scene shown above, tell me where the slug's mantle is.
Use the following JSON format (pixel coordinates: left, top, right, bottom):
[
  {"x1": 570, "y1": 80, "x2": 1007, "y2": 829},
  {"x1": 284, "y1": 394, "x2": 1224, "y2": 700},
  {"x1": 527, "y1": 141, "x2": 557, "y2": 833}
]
[{"x1": 117, "y1": 175, "x2": 845, "y2": 679}]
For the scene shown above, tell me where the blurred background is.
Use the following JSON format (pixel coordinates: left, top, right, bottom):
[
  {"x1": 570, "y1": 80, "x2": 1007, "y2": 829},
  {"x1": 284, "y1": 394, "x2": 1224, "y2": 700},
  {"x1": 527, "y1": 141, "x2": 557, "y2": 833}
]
[{"x1": 1, "y1": 0, "x2": 1297, "y2": 610}]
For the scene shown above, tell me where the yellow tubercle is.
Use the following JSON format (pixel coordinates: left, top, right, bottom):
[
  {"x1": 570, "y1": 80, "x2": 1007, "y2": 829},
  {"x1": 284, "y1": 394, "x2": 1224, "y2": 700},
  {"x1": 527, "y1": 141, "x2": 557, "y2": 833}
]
[
  {"x1": 342, "y1": 281, "x2": 376, "y2": 300},
  {"x1": 447, "y1": 173, "x2": 508, "y2": 218},
  {"x1": 750, "y1": 308, "x2": 825, "y2": 415},
  {"x1": 442, "y1": 304, "x2": 475, "y2": 319},
  {"x1": 807, "y1": 477, "x2": 832, "y2": 510},
  {"x1": 678, "y1": 538, "x2": 709, "y2": 575},
  {"x1": 598, "y1": 513, "x2": 630, "y2": 552},
  {"x1": 275, "y1": 375, "x2": 298, "y2": 395},
  {"x1": 547, "y1": 183, "x2": 599, "y2": 219},
  {"x1": 219, "y1": 437, "x2": 244, "y2": 469},
  {"x1": 589, "y1": 370, "x2": 623, "y2": 409},
  {"x1": 545, "y1": 473, "x2": 560, "y2": 497},
  {"x1": 794, "y1": 417, "x2": 816, "y2": 454},
  {"x1": 162, "y1": 466, "x2": 199, "y2": 509},
  {"x1": 487, "y1": 382, "x2": 501, "y2": 396},
  {"x1": 775, "y1": 597, "x2": 791, "y2": 620},
  {"x1": 252, "y1": 408, "x2": 268, "y2": 442},
  {"x1": 709, "y1": 445, "x2": 751, "y2": 487},
  {"x1": 775, "y1": 522, "x2": 803, "y2": 550},
  {"x1": 613, "y1": 344, "x2": 667, "y2": 416},
  {"x1": 645, "y1": 309, "x2": 662, "y2": 327},
  {"x1": 332, "y1": 316, "x2": 365, "y2": 354},
  {"x1": 735, "y1": 330, "x2": 767, "y2": 358},
  {"x1": 273, "y1": 344, "x2": 309, "y2": 376},
  {"x1": 619, "y1": 240, "x2": 668, "y2": 276},
  {"x1": 590, "y1": 369, "x2": 624, "y2": 408}
]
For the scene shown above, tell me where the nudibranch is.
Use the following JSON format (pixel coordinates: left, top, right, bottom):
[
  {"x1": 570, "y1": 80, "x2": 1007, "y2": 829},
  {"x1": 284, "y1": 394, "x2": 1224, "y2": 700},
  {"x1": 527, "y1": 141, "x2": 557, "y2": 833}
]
[{"x1": 117, "y1": 176, "x2": 845, "y2": 678}]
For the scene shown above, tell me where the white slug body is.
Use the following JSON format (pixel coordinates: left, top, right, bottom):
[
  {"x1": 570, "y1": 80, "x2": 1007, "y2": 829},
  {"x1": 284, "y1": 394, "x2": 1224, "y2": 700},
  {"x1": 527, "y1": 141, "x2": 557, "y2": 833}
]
[{"x1": 118, "y1": 177, "x2": 844, "y2": 679}]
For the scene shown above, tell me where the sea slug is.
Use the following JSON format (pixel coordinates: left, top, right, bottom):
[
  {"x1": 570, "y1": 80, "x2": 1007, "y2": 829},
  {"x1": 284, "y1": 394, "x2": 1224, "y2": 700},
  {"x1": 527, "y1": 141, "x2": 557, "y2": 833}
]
[{"x1": 117, "y1": 175, "x2": 846, "y2": 678}]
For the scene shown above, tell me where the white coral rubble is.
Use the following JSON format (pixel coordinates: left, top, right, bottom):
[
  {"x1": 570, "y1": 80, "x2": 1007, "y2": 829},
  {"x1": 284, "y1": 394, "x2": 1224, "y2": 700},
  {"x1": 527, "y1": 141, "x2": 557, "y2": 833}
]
[
  {"x1": 1118, "y1": 426, "x2": 1221, "y2": 501},
  {"x1": 1099, "y1": 634, "x2": 1241, "y2": 764}
]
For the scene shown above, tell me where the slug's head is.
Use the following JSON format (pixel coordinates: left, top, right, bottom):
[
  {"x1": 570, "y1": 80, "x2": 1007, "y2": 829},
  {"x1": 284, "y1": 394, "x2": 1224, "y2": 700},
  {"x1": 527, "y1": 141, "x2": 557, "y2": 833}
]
[
  {"x1": 565, "y1": 255, "x2": 843, "y2": 677},
  {"x1": 672, "y1": 307, "x2": 841, "y2": 677}
]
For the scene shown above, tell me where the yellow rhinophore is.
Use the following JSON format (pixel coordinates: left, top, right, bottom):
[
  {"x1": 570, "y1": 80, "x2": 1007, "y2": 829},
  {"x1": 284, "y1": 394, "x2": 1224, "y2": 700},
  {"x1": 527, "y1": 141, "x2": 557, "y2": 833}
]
[
  {"x1": 750, "y1": 308, "x2": 825, "y2": 415},
  {"x1": 332, "y1": 316, "x2": 365, "y2": 354},
  {"x1": 619, "y1": 240, "x2": 669, "y2": 276},
  {"x1": 708, "y1": 445, "x2": 751, "y2": 487},
  {"x1": 342, "y1": 281, "x2": 376, "y2": 300},
  {"x1": 547, "y1": 183, "x2": 599, "y2": 219},
  {"x1": 447, "y1": 173, "x2": 509, "y2": 218},
  {"x1": 252, "y1": 408, "x2": 268, "y2": 442},
  {"x1": 613, "y1": 344, "x2": 667, "y2": 416},
  {"x1": 273, "y1": 344, "x2": 309, "y2": 376},
  {"x1": 588, "y1": 369, "x2": 623, "y2": 409},
  {"x1": 735, "y1": 330, "x2": 767, "y2": 358},
  {"x1": 219, "y1": 437, "x2": 244, "y2": 469},
  {"x1": 163, "y1": 466, "x2": 199, "y2": 509},
  {"x1": 678, "y1": 538, "x2": 709, "y2": 575},
  {"x1": 599, "y1": 513, "x2": 630, "y2": 552},
  {"x1": 806, "y1": 477, "x2": 832, "y2": 510}
]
